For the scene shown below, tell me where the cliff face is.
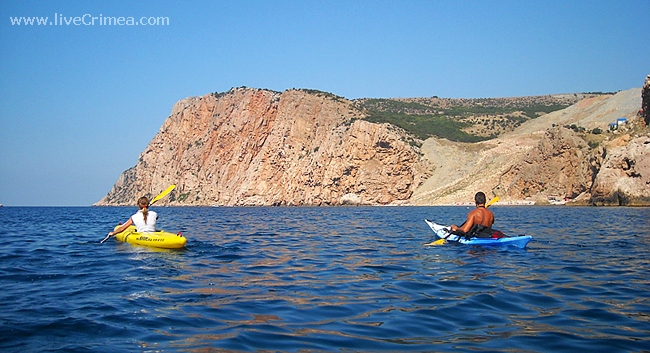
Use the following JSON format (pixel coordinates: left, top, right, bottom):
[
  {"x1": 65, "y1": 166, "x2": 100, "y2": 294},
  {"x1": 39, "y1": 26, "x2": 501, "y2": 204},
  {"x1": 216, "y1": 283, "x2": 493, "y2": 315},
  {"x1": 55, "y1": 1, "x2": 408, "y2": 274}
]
[
  {"x1": 499, "y1": 88, "x2": 650, "y2": 206},
  {"x1": 497, "y1": 127, "x2": 596, "y2": 201},
  {"x1": 98, "y1": 82, "x2": 650, "y2": 207},
  {"x1": 641, "y1": 75, "x2": 650, "y2": 126},
  {"x1": 410, "y1": 87, "x2": 649, "y2": 206},
  {"x1": 495, "y1": 126, "x2": 650, "y2": 206},
  {"x1": 95, "y1": 88, "x2": 431, "y2": 206},
  {"x1": 590, "y1": 134, "x2": 650, "y2": 205}
]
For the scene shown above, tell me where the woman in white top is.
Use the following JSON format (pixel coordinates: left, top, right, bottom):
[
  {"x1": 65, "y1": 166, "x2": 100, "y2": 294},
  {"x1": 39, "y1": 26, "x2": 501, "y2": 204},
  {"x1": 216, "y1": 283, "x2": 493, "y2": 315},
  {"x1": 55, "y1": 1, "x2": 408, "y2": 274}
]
[{"x1": 108, "y1": 196, "x2": 158, "y2": 237}]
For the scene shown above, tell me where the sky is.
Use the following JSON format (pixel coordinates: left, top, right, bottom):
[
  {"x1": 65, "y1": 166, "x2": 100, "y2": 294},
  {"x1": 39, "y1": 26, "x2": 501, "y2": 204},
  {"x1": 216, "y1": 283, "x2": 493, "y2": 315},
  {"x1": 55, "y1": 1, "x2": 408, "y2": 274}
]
[{"x1": 1, "y1": 0, "x2": 649, "y2": 206}]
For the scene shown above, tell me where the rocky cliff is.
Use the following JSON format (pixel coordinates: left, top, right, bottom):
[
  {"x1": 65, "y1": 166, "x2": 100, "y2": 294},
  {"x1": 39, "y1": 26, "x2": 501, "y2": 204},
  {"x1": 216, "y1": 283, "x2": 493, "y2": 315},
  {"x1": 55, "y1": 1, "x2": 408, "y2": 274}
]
[
  {"x1": 98, "y1": 81, "x2": 650, "y2": 207},
  {"x1": 589, "y1": 134, "x2": 650, "y2": 206},
  {"x1": 497, "y1": 127, "x2": 596, "y2": 202},
  {"x1": 95, "y1": 88, "x2": 431, "y2": 206},
  {"x1": 640, "y1": 75, "x2": 650, "y2": 126},
  {"x1": 410, "y1": 87, "x2": 649, "y2": 206}
]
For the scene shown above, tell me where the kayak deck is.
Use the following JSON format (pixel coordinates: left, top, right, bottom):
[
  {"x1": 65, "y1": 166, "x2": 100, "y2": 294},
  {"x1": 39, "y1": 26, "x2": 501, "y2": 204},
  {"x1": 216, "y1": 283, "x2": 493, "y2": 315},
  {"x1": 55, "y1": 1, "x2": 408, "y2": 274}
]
[
  {"x1": 424, "y1": 219, "x2": 531, "y2": 249},
  {"x1": 113, "y1": 225, "x2": 187, "y2": 249}
]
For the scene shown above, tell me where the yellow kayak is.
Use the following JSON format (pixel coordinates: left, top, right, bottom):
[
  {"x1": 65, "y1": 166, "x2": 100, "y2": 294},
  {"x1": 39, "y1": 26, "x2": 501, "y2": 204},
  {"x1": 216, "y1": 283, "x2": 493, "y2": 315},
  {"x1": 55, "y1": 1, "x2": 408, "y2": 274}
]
[{"x1": 112, "y1": 225, "x2": 187, "y2": 249}]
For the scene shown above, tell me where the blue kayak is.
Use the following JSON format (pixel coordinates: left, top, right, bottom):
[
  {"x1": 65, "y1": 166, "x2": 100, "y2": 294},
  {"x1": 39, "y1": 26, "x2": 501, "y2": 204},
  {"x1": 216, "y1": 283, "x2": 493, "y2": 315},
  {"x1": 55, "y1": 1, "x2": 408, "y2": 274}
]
[{"x1": 424, "y1": 219, "x2": 532, "y2": 248}]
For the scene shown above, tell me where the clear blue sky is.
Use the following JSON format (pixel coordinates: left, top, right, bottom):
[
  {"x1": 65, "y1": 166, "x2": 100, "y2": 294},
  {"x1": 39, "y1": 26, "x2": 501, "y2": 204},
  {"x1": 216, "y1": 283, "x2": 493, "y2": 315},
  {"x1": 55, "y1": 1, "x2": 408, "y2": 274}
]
[{"x1": 1, "y1": 1, "x2": 648, "y2": 206}]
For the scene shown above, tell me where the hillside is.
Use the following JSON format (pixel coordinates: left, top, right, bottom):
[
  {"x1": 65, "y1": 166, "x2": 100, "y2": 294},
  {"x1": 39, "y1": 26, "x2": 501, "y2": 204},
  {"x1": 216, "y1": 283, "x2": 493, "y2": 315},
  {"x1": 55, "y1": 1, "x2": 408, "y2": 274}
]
[
  {"x1": 96, "y1": 83, "x2": 650, "y2": 207},
  {"x1": 355, "y1": 93, "x2": 609, "y2": 141},
  {"x1": 410, "y1": 87, "x2": 648, "y2": 206}
]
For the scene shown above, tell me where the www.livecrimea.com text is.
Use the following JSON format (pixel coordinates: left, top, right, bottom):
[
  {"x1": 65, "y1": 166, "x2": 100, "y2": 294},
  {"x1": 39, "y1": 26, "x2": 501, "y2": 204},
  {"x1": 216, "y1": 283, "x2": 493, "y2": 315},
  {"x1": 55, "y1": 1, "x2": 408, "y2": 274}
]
[{"x1": 9, "y1": 13, "x2": 169, "y2": 27}]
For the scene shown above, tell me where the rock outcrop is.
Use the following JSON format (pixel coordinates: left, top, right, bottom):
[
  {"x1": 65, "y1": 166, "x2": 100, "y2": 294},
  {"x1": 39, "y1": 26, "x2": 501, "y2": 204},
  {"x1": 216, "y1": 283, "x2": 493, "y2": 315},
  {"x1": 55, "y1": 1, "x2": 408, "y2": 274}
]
[
  {"x1": 590, "y1": 134, "x2": 650, "y2": 206},
  {"x1": 95, "y1": 88, "x2": 431, "y2": 206},
  {"x1": 641, "y1": 75, "x2": 650, "y2": 126},
  {"x1": 497, "y1": 127, "x2": 595, "y2": 202},
  {"x1": 97, "y1": 81, "x2": 650, "y2": 207},
  {"x1": 410, "y1": 87, "x2": 648, "y2": 206}
]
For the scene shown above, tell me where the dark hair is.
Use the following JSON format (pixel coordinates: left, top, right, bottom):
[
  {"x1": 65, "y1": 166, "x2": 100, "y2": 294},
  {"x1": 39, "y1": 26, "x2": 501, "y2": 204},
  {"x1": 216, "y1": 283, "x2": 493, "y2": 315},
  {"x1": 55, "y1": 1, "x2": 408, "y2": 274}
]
[
  {"x1": 475, "y1": 192, "x2": 486, "y2": 205},
  {"x1": 137, "y1": 196, "x2": 150, "y2": 224}
]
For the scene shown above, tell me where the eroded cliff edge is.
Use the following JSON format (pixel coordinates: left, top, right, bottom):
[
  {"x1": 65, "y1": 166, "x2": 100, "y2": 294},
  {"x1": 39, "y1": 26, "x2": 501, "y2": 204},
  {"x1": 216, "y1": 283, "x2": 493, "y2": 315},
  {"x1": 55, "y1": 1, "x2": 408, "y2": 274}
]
[
  {"x1": 95, "y1": 88, "x2": 431, "y2": 206},
  {"x1": 97, "y1": 83, "x2": 650, "y2": 207},
  {"x1": 410, "y1": 87, "x2": 649, "y2": 206}
]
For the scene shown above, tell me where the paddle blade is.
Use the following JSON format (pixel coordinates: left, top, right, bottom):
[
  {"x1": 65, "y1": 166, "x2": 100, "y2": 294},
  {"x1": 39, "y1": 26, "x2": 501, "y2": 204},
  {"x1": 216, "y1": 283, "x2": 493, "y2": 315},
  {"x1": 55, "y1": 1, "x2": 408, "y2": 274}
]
[
  {"x1": 425, "y1": 238, "x2": 446, "y2": 246},
  {"x1": 149, "y1": 184, "x2": 176, "y2": 206},
  {"x1": 486, "y1": 196, "x2": 500, "y2": 208}
]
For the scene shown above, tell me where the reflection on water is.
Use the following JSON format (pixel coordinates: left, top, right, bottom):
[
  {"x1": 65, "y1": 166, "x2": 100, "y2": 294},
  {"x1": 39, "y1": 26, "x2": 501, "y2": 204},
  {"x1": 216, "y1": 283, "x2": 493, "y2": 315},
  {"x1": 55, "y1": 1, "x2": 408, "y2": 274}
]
[{"x1": 0, "y1": 206, "x2": 649, "y2": 352}]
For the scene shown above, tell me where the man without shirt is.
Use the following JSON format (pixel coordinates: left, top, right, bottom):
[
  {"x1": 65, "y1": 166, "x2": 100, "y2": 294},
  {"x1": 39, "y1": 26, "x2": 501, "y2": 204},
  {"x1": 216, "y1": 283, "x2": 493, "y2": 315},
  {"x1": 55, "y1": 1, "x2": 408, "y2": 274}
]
[{"x1": 450, "y1": 192, "x2": 494, "y2": 234}]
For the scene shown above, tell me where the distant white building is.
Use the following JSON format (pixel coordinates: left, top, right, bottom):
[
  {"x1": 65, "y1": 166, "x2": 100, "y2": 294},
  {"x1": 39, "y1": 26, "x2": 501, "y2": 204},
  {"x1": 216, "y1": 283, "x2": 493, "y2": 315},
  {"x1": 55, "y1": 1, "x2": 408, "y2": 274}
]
[{"x1": 609, "y1": 117, "x2": 628, "y2": 131}]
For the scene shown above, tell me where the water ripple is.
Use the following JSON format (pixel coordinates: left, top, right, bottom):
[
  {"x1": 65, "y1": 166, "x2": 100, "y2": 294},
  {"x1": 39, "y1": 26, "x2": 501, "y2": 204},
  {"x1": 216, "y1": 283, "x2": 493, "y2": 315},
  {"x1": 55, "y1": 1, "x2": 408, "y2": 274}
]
[{"x1": 0, "y1": 206, "x2": 649, "y2": 352}]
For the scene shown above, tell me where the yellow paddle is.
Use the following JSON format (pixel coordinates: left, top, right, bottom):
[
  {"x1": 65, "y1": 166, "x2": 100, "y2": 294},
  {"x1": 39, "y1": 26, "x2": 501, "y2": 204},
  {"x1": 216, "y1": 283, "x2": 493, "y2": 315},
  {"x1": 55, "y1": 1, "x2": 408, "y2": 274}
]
[
  {"x1": 149, "y1": 184, "x2": 176, "y2": 206},
  {"x1": 486, "y1": 196, "x2": 500, "y2": 208},
  {"x1": 101, "y1": 184, "x2": 176, "y2": 244},
  {"x1": 425, "y1": 238, "x2": 448, "y2": 246},
  {"x1": 426, "y1": 196, "x2": 500, "y2": 246}
]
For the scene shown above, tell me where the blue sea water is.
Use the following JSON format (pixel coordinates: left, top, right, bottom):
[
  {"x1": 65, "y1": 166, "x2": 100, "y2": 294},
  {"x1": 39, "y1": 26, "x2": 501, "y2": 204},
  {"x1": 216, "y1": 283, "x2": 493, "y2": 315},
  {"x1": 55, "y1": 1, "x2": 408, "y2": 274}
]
[{"x1": 0, "y1": 206, "x2": 648, "y2": 352}]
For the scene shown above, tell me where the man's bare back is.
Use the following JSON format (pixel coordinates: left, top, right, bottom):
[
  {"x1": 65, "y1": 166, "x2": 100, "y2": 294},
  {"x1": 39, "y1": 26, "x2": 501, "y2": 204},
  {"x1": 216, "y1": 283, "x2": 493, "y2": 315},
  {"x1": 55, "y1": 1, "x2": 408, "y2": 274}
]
[{"x1": 450, "y1": 192, "x2": 495, "y2": 234}]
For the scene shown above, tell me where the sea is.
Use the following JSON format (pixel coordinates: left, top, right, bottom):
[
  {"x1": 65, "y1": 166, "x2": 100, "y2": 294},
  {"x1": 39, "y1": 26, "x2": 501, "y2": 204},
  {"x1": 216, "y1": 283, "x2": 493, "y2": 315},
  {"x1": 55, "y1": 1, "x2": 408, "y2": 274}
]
[{"x1": 0, "y1": 206, "x2": 648, "y2": 353}]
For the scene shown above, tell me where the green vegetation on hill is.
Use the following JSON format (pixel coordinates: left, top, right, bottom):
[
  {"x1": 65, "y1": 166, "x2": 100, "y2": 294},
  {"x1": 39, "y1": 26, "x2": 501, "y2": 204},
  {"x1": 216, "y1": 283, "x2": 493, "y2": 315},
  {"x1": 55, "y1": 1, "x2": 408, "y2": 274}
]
[
  {"x1": 296, "y1": 88, "x2": 346, "y2": 102},
  {"x1": 355, "y1": 96, "x2": 588, "y2": 142},
  {"x1": 359, "y1": 99, "x2": 433, "y2": 114},
  {"x1": 518, "y1": 104, "x2": 574, "y2": 119},
  {"x1": 363, "y1": 111, "x2": 491, "y2": 142},
  {"x1": 442, "y1": 103, "x2": 571, "y2": 119}
]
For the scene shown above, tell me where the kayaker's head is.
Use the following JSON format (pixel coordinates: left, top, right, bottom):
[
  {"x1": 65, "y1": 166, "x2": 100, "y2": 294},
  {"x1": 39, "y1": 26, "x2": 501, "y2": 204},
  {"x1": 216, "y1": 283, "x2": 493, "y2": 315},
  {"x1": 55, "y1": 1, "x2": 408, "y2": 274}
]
[
  {"x1": 137, "y1": 196, "x2": 149, "y2": 209},
  {"x1": 138, "y1": 196, "x2": 150, "y2": 224},
  {"x1": 474, "y1": 192, "x2": 486, "y2": 207}
]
